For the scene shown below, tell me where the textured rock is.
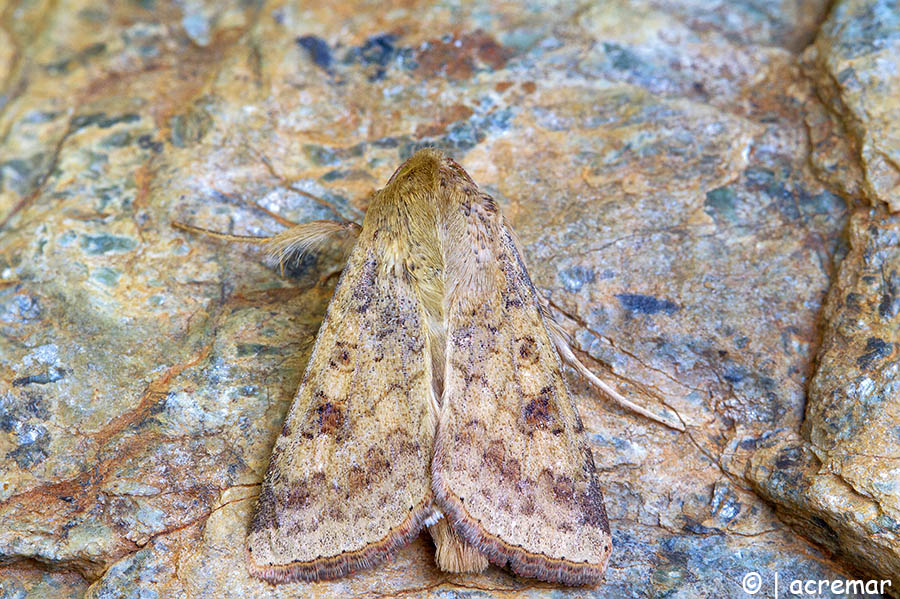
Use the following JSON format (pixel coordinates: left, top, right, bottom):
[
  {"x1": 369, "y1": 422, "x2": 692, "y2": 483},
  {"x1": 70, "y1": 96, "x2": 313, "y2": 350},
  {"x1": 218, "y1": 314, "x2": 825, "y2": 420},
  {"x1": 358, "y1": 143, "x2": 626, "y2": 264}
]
[
  {"x1": 805, "y1": 0, "x2": 900, "y2": 211},
  {"x1": 743, "y1": 0, "x2": 900, "y2": 591},
  {"x1": 748, "y1": 209, "x2": 900, "y2": 583},
  {"x1": 0, "y1": 0, "x2": 895, "y2": 597},
  {"x1": 805, "y1": 211, "x2": 900, "y2": 518},
  {"x1": 0, "y1": 564, "x2": 87, "y2": 599}
]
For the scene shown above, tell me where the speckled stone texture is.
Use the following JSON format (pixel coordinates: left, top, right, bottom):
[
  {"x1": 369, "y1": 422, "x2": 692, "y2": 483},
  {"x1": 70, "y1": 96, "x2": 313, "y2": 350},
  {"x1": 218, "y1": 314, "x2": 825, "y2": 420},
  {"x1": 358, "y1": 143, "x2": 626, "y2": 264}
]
[
  {"x1": 745, "y1": 0, "x2": 900, "y2": 591},
  {"x1": 0, "y1": 0, "x2": 896, "y2": 598},
  {"x1": 804, "y1": 0, "x2": 900, "y2": 211}
]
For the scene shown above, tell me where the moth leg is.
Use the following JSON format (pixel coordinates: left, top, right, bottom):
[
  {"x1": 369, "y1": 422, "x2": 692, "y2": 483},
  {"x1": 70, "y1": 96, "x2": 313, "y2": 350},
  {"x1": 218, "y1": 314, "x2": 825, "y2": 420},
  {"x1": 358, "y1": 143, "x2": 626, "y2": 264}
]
[
  {"x1": 315, "y1": 268, "x2": 344, "y2": 288},
  {"x1": 428, "y1": 517, "x2": 489, "y2": 573},
  {"x1": 545, "y1": 317, "x2": 686, "y2": 432}
]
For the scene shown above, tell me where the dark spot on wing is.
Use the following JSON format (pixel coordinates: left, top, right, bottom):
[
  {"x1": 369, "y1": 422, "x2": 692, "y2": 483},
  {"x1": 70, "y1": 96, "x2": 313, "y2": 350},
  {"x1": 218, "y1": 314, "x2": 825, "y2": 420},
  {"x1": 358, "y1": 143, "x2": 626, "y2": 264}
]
[
  {"x1": 483, "y1": 440, "x2": 504, "y2": 470},
  {"x1": 328, "y1": 503, "x2": 346, "y2": 522},
  {"x1": 286, "y1": 480, "x2": 312, "y2": 509},
  {"x1": 517, "y1": 335, "x2": 538, "y2": 362},
  {"x1": 348, "y1": 33, "x2": 403, "y2": 81},
  {"x1": 505, "y1": 295, "x2": 523, "y2": 309},
  {"x1": 502, "y1": 456, "x2": 521, "y2": 479},
  {"x1": 316, "y1": 401, "x2": 344, "y2": 434},
  {"x1": 524, "y1": 397, "x2": 549, "y2": 423},
  {"x1": 552, "y1": 476, "x2": 575, "y2": 504},
  {"x1": 328, "y1": 341, "x2": 355, "y2": 371},
  {"x1": 348, "y1": 465, "x2": 368, "y2": 492},
  {"x1": 523, "y1": 386, "x2": 558, "y2": 431},
  {"x1": 365, "y1": 447, "x2": 390, "y2": 484},
  {"x1": 520, "y1": 496, "x2": 536, "y2": 516}
]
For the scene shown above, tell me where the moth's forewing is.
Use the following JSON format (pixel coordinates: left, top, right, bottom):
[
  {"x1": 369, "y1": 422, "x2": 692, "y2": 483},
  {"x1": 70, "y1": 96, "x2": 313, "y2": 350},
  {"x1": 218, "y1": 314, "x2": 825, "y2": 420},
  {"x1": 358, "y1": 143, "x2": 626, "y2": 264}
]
[
  {"x1": 432, "y1": 162, "x2": 612, "y2": 585},
  {"x1": 246, "y1": 186, "x2": 438, "y2": 583}
]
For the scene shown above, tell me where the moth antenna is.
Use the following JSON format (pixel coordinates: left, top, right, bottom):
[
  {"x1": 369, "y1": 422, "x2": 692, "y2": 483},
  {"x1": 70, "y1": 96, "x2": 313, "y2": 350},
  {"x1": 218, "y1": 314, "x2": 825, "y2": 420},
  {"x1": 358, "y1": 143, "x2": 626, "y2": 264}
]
[
  {"x1": 253, "y1": 148, "x2": 361, "y2": 223},
  {"x1": 209, "y1": 187, "x2": 299, "y2": 228},
  {"x1": 264, "y1": 220, "x2": 361, "y2": 271},
  {"x1": 171, "y1": 221, "x2": 269, "y2": 244},
  {"x1": 546, "y1": 317, "x2": 686, "y2": 432}
]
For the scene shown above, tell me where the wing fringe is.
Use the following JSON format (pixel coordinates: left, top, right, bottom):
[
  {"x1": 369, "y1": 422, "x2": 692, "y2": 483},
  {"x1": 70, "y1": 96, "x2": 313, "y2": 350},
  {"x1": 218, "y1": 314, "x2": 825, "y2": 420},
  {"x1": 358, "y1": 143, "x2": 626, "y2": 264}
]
[
  {"x1": 432, "y1": 442, "x2": 609, "y2": 586},
  {"x1": 247, "y1": 491, "x2": 433, "y2": 583}
]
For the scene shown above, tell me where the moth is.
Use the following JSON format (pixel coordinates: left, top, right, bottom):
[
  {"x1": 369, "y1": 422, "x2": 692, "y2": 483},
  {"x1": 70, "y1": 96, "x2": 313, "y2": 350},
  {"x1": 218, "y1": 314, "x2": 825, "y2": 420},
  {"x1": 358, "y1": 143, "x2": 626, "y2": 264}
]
[{"x1": 176, "y1": 149, "x2": 681, "y2": 585}]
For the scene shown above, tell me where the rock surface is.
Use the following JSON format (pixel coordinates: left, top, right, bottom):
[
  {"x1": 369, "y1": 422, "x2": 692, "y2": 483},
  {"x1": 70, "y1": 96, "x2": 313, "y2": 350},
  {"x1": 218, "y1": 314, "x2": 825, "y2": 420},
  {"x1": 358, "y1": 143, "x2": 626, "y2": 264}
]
[
  {"x1": 745, "y1": 0, "x2": 900, "y2": 591},
  {"x1": 805, "y1": 0, "x2": 900, "y2": 211},
  {"x1": 0, "y1": 0, "x2": 896, "y2": 598}
]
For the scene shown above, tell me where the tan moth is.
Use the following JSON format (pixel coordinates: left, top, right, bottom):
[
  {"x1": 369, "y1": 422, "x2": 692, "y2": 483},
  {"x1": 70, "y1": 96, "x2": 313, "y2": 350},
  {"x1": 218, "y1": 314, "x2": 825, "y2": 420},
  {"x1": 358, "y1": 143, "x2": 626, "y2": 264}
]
[{"x1": 176, "y1": 149, "x2": 682, "y2": 585}]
